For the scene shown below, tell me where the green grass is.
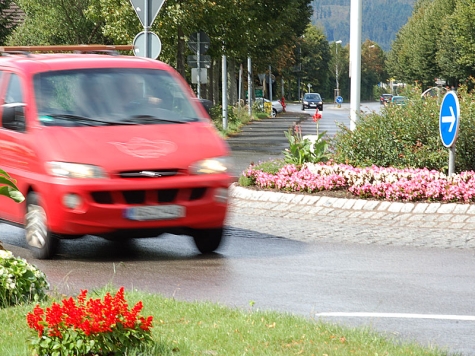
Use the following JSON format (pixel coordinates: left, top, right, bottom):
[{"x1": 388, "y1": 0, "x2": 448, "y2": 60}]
[{"x1": 1, "y1": 288, "x2": 454, "y2": 355}]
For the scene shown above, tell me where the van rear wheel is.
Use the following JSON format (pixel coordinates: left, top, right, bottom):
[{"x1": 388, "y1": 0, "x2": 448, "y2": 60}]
[
  {"x1": 191, "y1": 228, "x2": 224, "y2": 254},
  {"x1": 25, "y1": 192, "x2": 58, "y2": 259}
]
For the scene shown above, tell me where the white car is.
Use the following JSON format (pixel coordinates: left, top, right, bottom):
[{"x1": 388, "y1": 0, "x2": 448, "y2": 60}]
[{"x1": 254, "y1": 97, "x2": 283, "y2": 117}]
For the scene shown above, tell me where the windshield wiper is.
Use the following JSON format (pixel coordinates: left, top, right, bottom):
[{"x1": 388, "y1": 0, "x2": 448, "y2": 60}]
[
  {"x1": 122, "y1": 115, "x2": 187, "y2": 124},
  {"x1": 42, "y1": 114, "x2": 137, "y2": 126}
]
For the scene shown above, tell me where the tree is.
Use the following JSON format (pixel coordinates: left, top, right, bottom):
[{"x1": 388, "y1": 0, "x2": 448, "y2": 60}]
[
  {"x1": 9, "y1": 0, "x2": 313, "y2": 103},
  {"x1": 299, "y1": 25, "x2": 331, "y2": 96},
  {"x1": 438, "y1": 0, "x2": 475, "y2": 86},
  {"x1": 361, "y1": 40, "x2": 387, "y2": 100},
  {"x1": 386, "y1": 0, "x2": 456, "y2": 89},
  {"x1": 8, "y1": 0, "x2": 111, "y2": 45}
]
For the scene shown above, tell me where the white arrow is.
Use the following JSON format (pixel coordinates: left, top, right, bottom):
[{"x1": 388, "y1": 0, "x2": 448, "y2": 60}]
[{"x1": 442, "y1": 105, "x2": 456, "y2": 132}]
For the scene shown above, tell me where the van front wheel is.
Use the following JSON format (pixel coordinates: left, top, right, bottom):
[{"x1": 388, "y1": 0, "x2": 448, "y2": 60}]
[
  {"x1": 191, "y1": 228, "x2": 224, "y2": 254},
  {"x1": 25, "y1": 192, "x2": 58, "y2": 259}
]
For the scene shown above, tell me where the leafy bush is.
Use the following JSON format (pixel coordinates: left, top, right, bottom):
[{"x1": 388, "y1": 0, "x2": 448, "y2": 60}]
[
  {"x1": 331, "y1": 84, "x2": 475, "y2": 174},
  {"x1": 282, "y1": 126, "x2": 329, "y2": 165},
  {"x1": 0, "y1": 250, "x2": 49, "y2": 308}
]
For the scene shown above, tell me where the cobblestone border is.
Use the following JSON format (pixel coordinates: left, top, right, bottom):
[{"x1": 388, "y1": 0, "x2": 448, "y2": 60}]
[{"x1": 229, "y1": 183, "x2": 475, "y2": 231}]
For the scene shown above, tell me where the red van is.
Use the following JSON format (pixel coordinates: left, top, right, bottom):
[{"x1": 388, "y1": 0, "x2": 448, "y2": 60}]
[{"x1": 0, "y1": 45, "x2": 233, "y2": 259}]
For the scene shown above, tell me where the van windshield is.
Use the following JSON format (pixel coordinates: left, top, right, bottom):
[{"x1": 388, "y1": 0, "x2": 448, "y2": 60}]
[{"x1": 34, "y1": 68, "x2": 203, "y2": 126}]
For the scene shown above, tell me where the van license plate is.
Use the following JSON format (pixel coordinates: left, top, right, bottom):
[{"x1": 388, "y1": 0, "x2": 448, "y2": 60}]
[{"x1": 125, "y1": 205, "x2": 185, "y2": 221}]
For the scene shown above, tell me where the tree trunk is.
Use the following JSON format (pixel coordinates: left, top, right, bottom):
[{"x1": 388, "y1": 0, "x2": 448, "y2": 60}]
[{"x1": 176, "y1": 26, "x2": 186, "y2": 78}]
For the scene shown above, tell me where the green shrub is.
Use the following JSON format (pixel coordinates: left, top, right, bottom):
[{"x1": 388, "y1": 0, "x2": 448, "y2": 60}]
[
  {"x1": 283, "y1": 127, "x2": 330, "y2": 165},
  {"x1": 0, "y1": 250, "x2": 49, "y2": 308},
  {"x1": 331, "y1": 83, "x2": 475, "y2": 173}
]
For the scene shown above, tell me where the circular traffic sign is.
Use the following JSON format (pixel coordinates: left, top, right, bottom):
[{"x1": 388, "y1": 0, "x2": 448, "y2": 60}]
[
  {"x1": 133, "y1": 31, "x2": 161, "y2": 59},
  {"x1": 439, "y1": 91, "x2": 460, "y2": 148},
  {"x1": 336, "y1": 96, "x2": 343, "y2": 104}
]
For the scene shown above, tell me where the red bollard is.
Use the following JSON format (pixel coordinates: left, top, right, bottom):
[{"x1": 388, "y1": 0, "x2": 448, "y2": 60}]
[{"x1": 280, "y1": 97, "x2": 286, "y2": 112}]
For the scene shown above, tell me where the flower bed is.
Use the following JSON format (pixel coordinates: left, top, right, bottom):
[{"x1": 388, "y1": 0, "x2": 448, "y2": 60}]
[
  {"x1": 26, "y1": 287, "x2": 154, "y2": 355},
  {"x1": 243, "y1": 162, "x2": 475, "y2": 203}
]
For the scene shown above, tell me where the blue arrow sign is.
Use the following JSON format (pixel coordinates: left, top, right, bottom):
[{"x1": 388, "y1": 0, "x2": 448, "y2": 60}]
[
  {"x1": 439, "y1": 91, "x2": 460, "y2": 148},
  {"x1": 336, "y1": 96, "x2": 343, "y2": 104}
]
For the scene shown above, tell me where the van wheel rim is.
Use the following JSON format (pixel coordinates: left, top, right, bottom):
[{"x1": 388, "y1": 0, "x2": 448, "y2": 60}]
[{"x1": 25, "y1": 204, "x2": 47, "y2": 248}]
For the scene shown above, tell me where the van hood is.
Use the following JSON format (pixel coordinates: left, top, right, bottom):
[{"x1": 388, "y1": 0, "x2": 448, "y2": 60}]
[{"x1": 36, "y1": 122, "x2": 229, "y2": 171}]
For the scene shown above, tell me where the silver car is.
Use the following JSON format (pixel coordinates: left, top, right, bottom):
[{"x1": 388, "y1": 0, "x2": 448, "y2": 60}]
[{"x1": 254, "y1": 97, "x2": 283, "y2": 117}]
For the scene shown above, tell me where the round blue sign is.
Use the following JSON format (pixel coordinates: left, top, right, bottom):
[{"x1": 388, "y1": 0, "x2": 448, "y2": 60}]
[
  {"x1": 336, "y1": 96, "x2": 343, "y2": 104},
  {"x1": 439, "y1": 91, "x2": 460, "y2": 148}
]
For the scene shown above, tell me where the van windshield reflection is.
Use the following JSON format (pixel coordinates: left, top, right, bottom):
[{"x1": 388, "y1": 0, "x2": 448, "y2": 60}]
[{"x1": 34, "y1": 68, "x2": 202, "y2": 126}]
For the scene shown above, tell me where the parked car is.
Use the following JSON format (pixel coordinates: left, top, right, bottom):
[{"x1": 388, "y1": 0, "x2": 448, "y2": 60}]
[
  {"x1": 390, "y1": 95, "x2": 408, "y2": 106},
  {"x1": 380, "y1": 93, "x2": 393, "y2": 105},
  {"x1": 301, "y1": 93, "x2": 323, "y2": 111},
  {"x1": 0, "y1": 44, "x2": 233, "y2": 259},
  {"x1": 254, "y1": 97, "x2": 283, "y2": 117}
]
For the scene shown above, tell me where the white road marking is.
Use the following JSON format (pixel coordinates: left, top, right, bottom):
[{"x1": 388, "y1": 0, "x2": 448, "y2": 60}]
[{"x1": 315, "y1": 312, "x2": 475, "y2": 321}]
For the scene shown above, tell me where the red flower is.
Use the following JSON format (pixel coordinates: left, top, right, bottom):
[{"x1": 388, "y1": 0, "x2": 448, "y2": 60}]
[
  {"x1": 26, "y1": 287, "x2": 154, "y2": 349},
  {"x1": 312, "y1": 109, "x2": 322, "y2": 122}
]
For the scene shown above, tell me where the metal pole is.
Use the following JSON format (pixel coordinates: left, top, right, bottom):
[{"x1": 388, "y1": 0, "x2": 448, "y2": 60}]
[
  {"x1": 197, "y1": 32, "x2": 201, "y2": 99},
  {"x1": 222, "y1": 55, "x2": 228, "y2": 130},
  {"x1": 238, "y1": 63, "x2": 242, "y2": 105},
  {"x1": 350, "y1": 0, "x2": 362, "y2": 131},
  {"x1": 269, "y1": 65, "x2": 272, "y2": 102},
  {"x1": 449, "y1": 146, "x2": 456, "y2": 176},
  {"x1": 144, "y1": 0, "x2": 149, "y2": 58},
  {"x1": 248, "y1": 57, "x2": 252, "y2": 116}
]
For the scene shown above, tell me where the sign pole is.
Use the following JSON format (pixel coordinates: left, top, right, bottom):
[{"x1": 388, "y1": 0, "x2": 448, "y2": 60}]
[
  {"x1": 197, "y1": 32, "x2": 201, "y2": 99},
  {"x1": 144, "y1": 0, "x2": 149, "y2": 58},
  {"x1": 222, "y1": 55, "x2": 227, "y2": 130},
  {"x1": 449, "y1": 146, "x2": 456, "y2": 176},
  {"x1": 248, "y1": 57, "x2": 252, "y2": 116}
]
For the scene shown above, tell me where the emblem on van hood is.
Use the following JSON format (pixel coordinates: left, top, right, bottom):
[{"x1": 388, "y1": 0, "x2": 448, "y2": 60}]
[{"x1": 110, "y1": 137, "x2": 177, "y2": 158}]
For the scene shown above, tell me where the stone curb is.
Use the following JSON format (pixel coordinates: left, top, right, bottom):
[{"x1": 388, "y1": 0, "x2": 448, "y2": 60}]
[
  {"x1": 229, "y1": 183, "x2": 475, "y2": 231},
  {"x1": 229, "y1": 183, "x2": 475, "y2": 215}
]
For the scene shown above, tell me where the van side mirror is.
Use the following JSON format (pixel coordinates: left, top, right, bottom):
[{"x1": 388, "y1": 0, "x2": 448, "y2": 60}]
[{"x1": 2, "y1": 103, "x2": 26, "y2": 132}]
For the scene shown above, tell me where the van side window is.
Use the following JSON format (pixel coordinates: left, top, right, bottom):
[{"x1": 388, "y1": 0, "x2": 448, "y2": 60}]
[
  {"x1": 2, "y1": 74, "x2": 26, "y2": 132},
  {"x1": 5, "y1": 74, "x2": 24, "y2": 104}
]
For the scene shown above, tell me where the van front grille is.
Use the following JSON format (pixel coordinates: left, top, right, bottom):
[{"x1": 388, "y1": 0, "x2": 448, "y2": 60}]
[{"x1": 90, "y1": 187, "x2": 208, "y2": 205}]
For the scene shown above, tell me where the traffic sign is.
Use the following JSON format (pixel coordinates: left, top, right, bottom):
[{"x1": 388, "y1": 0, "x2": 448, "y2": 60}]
[
  {"x1": 187, "y1": 54, "x2": 211, "y2": 68},
  {"x1": 133, "y1": 31, "x2": 161, "y2": 59},
  {"x1": 439, "y1": 91, "x2": 460, "y2": 148},
  {"x1": 129, "y1": 0, "x2": 165, "y2": 27},
  {"x1": 188, "y1": 32, "x2": 210, "y2": 54},
  {"x1": 336, "y1": 96, "x2": 343, "y2": 104}
]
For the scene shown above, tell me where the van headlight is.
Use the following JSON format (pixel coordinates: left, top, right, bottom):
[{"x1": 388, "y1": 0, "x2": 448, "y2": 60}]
[
  {"x1": 46, "y1": 162, "x2": 107, "y2": 178},
  {"x1": 190, "y1": 157, "x2": 233, "y2": 175}
]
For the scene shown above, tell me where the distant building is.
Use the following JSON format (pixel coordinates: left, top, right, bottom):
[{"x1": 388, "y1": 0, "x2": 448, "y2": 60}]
[{"x1": 2, "y1": 1, "x2": 24, "y2": 28}]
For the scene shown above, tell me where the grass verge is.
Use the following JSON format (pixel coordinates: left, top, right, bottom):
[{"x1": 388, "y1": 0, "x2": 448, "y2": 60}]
[{"x1": 0, "y1": 288, "x2": 453, "y2": 355}]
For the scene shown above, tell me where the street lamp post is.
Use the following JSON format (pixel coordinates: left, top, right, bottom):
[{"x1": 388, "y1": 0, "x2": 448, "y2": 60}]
[{"x1": 335, "y1": 40, "x2": 342, "y2": 107}]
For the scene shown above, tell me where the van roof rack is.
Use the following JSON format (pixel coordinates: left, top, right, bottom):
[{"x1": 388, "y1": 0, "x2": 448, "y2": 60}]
[{"x1": 0, "y1": 45, "x2": 134, "y2": 56}]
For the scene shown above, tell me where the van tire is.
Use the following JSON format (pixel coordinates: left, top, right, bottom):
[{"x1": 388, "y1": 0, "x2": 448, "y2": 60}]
[
  {"x1": 25, "y1": 192, "x2": 58, "y2": 259},
  {"x1": 191, "y1": 228, "x2": 224, "y2": 253}
]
